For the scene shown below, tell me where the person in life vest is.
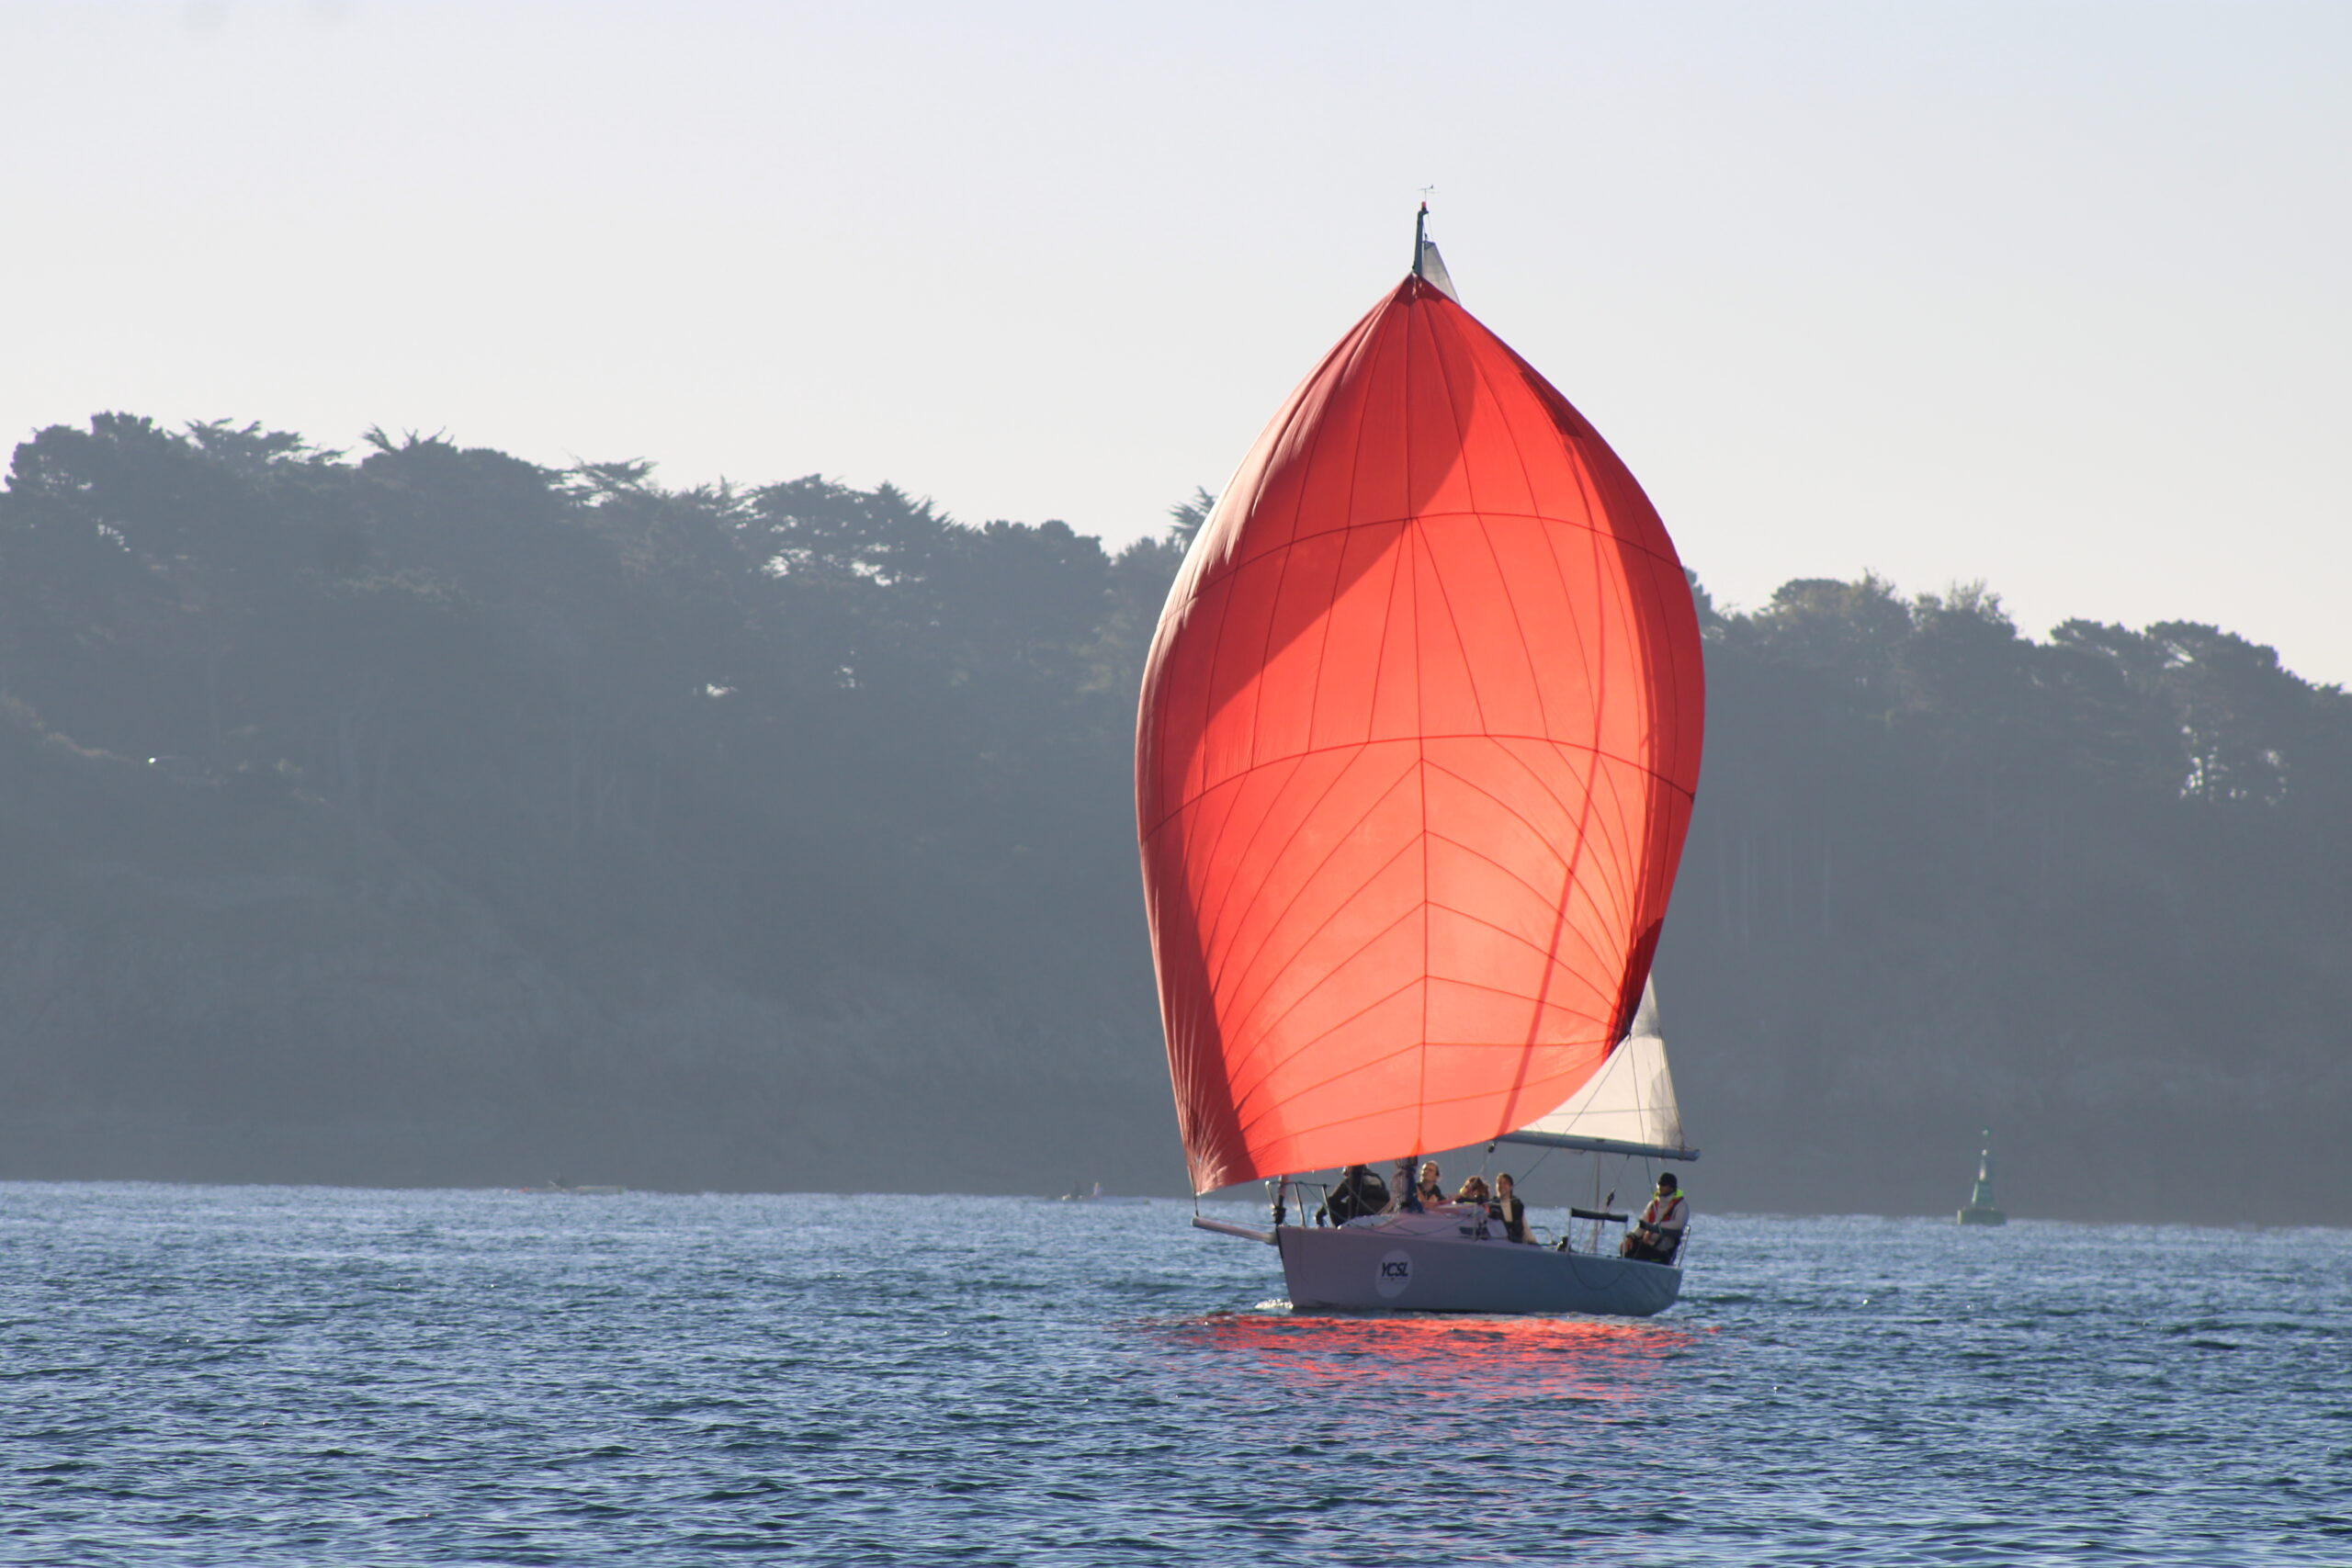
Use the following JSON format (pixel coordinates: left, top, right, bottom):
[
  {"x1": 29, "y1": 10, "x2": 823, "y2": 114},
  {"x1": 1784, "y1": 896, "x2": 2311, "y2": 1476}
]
[{"x1": 1620, "y1": 1173, "x2": 1689, "y2": 1263}]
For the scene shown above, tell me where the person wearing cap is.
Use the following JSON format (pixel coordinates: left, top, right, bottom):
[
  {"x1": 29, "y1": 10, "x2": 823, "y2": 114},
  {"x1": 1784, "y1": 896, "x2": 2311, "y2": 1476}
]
[{"x1": 1620, "y1": 1173, "x2": 1689, "y2": 1263}]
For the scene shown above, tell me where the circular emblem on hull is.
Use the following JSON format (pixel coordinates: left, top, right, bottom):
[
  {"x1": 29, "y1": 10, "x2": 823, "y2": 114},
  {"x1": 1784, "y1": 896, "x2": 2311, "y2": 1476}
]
[{"x1": 1375, "y1": 1248, "x2": 1413, "y2": 1300}]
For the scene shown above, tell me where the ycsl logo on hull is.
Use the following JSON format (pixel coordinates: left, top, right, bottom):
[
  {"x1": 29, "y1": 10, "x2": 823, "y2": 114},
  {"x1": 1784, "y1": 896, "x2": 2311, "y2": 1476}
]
[{"x1": 1375, "y1": 1250, "x2": 1413, "y2": 1299}]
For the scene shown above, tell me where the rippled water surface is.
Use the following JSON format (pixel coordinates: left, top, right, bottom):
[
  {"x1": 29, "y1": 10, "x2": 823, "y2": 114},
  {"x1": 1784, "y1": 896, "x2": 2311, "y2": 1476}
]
[{"x1": 1, "y1": 1183, "x2": 2345, "y2": 1564}]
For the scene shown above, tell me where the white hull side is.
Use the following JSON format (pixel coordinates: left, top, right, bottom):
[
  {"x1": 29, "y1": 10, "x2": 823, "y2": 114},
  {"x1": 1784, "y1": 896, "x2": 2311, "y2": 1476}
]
[{"x1": 1276, "y1": 1214, "x2": 1681, "y2": 1317}]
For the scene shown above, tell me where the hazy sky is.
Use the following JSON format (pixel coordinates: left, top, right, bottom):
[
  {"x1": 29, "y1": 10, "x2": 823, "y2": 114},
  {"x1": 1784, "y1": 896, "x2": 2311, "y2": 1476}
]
[{"x1": 7, "y1": 2, "x2": 2348, "y2": 680}]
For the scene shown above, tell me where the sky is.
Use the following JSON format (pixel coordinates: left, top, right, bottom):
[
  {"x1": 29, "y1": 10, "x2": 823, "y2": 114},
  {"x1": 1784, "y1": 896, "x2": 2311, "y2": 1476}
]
[{"x1": 6, "y1": 1, "x2": 2349, "y2": 681}]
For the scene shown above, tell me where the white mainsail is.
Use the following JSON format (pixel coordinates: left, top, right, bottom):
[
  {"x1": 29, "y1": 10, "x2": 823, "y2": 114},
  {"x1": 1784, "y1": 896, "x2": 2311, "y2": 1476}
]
[{"x1": 1501, "y1": 980, "x2": 1697, "y2": 1160}]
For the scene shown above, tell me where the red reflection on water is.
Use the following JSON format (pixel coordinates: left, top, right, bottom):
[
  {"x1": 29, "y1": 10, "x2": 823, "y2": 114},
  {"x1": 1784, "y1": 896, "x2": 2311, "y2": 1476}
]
[{"x1": 1153, "y1": 1310, "x2": 1694, "y2": 1407}]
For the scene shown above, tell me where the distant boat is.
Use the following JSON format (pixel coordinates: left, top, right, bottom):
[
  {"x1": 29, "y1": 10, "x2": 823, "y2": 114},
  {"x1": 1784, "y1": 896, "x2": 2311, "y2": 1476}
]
[
  {"x1": 1137, "y1": 209, "x2": 1706, "y2": 1316},
  {"x1": 1957, "y1": 1132, "x2": 2007, "y2": 1225},
  {"x1": 1058, "y1": 1182, "x2": 1150, "y2": 1205}
]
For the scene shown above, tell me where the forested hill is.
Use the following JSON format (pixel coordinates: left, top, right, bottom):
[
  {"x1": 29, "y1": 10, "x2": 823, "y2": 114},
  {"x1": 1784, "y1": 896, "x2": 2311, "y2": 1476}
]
[{"x1": 2, "y1": 414, "x2": 2345, "y2": 1223}]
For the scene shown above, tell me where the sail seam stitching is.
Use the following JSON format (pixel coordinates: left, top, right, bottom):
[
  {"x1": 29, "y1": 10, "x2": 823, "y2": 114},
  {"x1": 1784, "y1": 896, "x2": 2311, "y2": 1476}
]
[
  {"x1": 1209, "y1": 770, "x2": 1428, "y2": 1068},
  {"x1": 1192, "y1": 508, "x2": 1685, "y2": 600},
  {"x1": 1140, "y1": 733, "x2": 1694, "y2": 843}
]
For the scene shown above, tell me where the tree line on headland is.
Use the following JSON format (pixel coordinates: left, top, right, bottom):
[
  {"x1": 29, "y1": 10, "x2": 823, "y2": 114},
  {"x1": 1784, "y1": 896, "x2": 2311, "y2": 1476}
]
[{"x1": 1, "y1": 414, "x2": 2343, "y2": 1222}]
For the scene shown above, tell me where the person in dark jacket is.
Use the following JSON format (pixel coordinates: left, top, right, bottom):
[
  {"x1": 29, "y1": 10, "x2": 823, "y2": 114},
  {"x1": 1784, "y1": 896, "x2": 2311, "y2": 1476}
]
[{"x1": 1320, "y1": 1164, "x2": 1391, "y2": 1225}]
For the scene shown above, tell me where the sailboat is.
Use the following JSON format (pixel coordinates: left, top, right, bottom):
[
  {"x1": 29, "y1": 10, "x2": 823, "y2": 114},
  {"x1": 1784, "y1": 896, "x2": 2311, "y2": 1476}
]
[{"x1": 1136, "y1": 210, "x2": 1706, "y2": 1315}]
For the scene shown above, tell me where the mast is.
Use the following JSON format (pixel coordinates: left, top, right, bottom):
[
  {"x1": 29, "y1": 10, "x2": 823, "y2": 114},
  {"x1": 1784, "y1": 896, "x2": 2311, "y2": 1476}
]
[{"x1": 1411, "y1": 201, "x2": 1460, "y2": 302}]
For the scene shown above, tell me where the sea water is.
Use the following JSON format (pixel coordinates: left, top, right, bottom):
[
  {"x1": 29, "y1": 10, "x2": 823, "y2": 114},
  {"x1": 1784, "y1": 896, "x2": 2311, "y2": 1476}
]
[{"x1": 0, "y1": 1183, "x2": 2343, "y2": 1565}]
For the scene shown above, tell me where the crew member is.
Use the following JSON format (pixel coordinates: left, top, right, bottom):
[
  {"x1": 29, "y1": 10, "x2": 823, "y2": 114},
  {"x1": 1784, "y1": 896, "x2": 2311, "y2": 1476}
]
[
  {"x1": 1320, "y1": 1164, "x2": 1390, "y2": 1225},
  {"x1": 1415, "y1": 1161, "x2": 1445, "y2": 1207},
  {"x1": 1396, "y1": 1156, "x2": 1424, "y2": 1213},
  {"x1": 1490, "y1": 1172, "x2": 1532, "y2": 1243},
  {"x1": 1620, "y1": 1173, "x2": 1688, "y2": 1263}
]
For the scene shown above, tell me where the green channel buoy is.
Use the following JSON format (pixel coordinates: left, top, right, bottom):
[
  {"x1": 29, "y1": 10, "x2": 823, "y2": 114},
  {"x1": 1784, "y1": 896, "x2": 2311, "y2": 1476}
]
[{"x1": 1957, "y1": 1129, "x2": 2007, "y2": 1225}]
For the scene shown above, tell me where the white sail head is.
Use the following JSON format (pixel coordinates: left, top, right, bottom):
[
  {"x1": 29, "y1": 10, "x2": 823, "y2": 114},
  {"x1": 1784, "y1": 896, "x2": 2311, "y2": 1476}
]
[
  {"x1": 1415, "y1": 234, "x2": 1459, "y2": 302},
  {"x1": 1503, "y1": 979, "x2": 1695, "y2": 1159},
  {"x1": 1411, "y1": 204, "x2": 1461, "y2": 302}
]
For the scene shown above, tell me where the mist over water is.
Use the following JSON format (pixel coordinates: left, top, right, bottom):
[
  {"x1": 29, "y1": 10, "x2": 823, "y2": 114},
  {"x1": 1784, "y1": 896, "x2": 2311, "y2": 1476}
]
[{"x1": 2, "y1": 1184, "x2": 2340, "y2": 1565}]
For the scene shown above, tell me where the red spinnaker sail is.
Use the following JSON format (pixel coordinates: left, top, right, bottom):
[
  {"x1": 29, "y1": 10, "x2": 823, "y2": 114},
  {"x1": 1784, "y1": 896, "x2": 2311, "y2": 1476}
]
[{"x1": 1136, "y1": 275, "x2": 1705, "y2": 1193}]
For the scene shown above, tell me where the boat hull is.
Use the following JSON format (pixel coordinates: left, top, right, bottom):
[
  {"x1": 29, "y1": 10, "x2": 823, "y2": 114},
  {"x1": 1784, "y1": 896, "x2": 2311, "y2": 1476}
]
[{"x1": 1276, "y1": 1215, "x2": 1681, "y2": 1317}]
